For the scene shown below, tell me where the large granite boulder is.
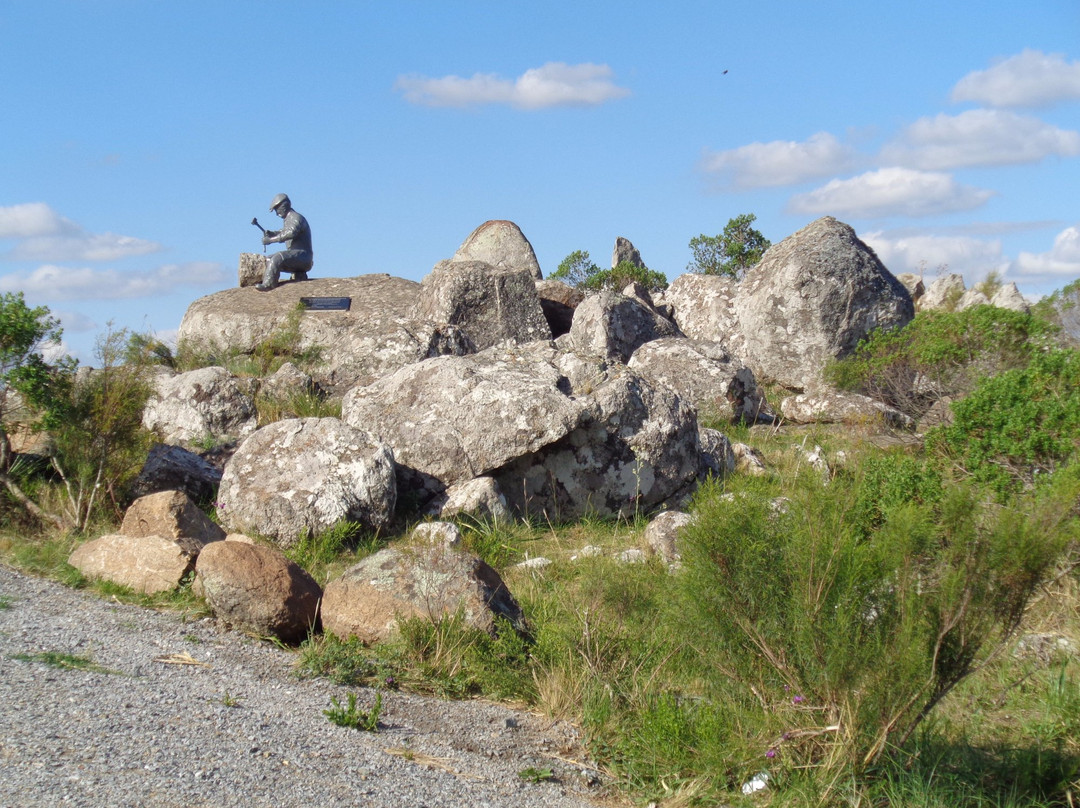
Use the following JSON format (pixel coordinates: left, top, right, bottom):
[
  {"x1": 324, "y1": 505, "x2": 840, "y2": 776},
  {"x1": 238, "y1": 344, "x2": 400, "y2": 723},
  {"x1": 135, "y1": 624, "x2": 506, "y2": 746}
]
[
  {"x1": 217, "y1": 417, "x2": 396, "y2": 547},
  {"x1": 194, "y1": 539, "x2": 322, "y2": 645},
  {"x1": 142, "y1": 367, "x2": 258, "y2": 448},
  {"x1": 415, "y1": 260, "x2": 552, "y2": 350},
  {"x1": 177, "y1": 275, "x2": 473, "y2": 394},
  {"x1": 569, "y1": 289, "x2": 680, "y2": 362},
  {"x1": 734, "y1": 217, "x2": 913, "y2": 391},
  {"x1": 321, "y1": 541, "x2": 525, "y2": 644},
  {"x1": 448, "y1": 219, "x2": 543, "y2": 280},
  {"x1": 990, "y1": 282, "x2": 1030, "y2": 313},
  {"x1": 69, "y1": 533, "x2": 205, "y2": 595},
  {"x1": 920, "y1": 273, "x2": 966, "y2": 311},
  {"x1": 628, "y1": 337, "x2": 771, "y2": 424},
  {"x1": 342, "y1": 346, "x2": 584, "y2": 502}
]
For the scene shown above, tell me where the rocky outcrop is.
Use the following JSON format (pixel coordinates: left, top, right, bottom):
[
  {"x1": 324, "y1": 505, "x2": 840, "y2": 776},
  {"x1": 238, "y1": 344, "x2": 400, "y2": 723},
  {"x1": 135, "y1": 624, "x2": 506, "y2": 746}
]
[
  {"x1": 130, "y1": 443, "x2": 223, "y2": 504},
  {"x1": 238, "y1": 253, "x2": 267, "y2": 288},
  {"x1": 416, "y1": 261, "x2": 552, "y2": 350},
  {"x1": 448, "y1": 220, "x2": 543, "y2": 280},
  {"x1": 142, "y1": 367, "x2": 258, "y2": 448},
  {"x1": 734, "y1": 217, "x2": 914, "y2": 391},
  {"x1": 920, "y1": 274, "x2": 966, "y2": 311},
  {"x1": 194, "y1": 539, "x2": 322, "y2": 644},
  {"x1": 896, "y1": 273, "x2": 925, "y2": 302},
  {"x1": 430, "y1": 477, "x2": 511, "y2": 522},
  {"x1": 259, "y1": 361, "x2": 317, "y2": 399},
  {"x1": 699, "y1": 427, "x2": 736, "y2": 478},
  {"x1": 568, "y1": 289, "x2": 680, "y2": 362},
  {"x1": 643, "y1": 510, "x2": 694, "y2": 563},
  {"x1": 990, "y1": 282, "x2": 1030, "y2": 313},
  {"x1": 612, "y1": 236, "x2": 645, "y2": 268},
  {"x1": 628, "y1": 337, "x2": 770, "y2": 424},
  {"x1": 217, "y1": 418, "x2": 396, "y2": 547},
  {"x1": 177, "y1": 275, "x2": 473, "y2": 394},
  {"x1": 120, "y1": 490, "x2": 226, "y2": 545},
  {"x1": 535, "y1": 279, "x2": 584, "y2": 338},
  {"x1": 321, "y1": 541, "x2": 525, "y2": 644}
]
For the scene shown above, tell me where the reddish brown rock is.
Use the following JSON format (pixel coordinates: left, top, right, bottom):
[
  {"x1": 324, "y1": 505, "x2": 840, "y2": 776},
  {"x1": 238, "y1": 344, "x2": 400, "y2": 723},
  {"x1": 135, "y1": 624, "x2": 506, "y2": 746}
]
[
  {"x1": 69, "y1": 533, "x2": 198, "y2": 595},
  {"x1": 120, "y1": 490, "x2": 225, "y2": 545}
]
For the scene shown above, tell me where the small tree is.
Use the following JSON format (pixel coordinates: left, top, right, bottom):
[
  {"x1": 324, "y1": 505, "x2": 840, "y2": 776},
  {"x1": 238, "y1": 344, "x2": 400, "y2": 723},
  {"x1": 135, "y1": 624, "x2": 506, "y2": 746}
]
[
  {"x1": 687, "y1": 213, "x2": 771, "y2": 279},
  {"x1": 550, "y1": 250, "x2": 601, "y2": 288}
]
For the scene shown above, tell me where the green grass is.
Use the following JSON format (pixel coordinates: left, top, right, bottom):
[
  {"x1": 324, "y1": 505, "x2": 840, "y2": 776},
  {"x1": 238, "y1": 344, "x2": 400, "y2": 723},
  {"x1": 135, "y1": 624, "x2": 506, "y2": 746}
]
[
  {"x1": 12, "y1": 651, "x2": 121, "y2": 675},
  {"x1": 323, "y1": 691, "x2": 382, "y2": 731}
]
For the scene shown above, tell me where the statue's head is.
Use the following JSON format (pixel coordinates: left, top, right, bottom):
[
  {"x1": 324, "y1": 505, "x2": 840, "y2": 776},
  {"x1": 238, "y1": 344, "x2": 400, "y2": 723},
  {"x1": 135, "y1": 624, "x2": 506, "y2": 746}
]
[{"x1": 269, "y1": 193, "x2": 292, "y2": 216}]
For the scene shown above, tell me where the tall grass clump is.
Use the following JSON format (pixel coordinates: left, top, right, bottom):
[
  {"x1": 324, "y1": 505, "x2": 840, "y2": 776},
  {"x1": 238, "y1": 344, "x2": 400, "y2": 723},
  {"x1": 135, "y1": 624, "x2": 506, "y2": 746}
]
[{"x1": 650, "y1": 462, "x2": 1077, "y2": 801}]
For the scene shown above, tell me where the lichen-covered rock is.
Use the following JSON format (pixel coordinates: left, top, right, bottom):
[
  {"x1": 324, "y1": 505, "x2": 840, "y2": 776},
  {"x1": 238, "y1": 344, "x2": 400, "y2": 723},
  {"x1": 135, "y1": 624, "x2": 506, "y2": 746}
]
[
  {"x1": 643, "y1": 510, "x2": 695, "y2": 563},
  {"x1": 321, "y1": 542, "x2": 525, "y2": 644},
  {"x1": 142, "y1": 366, "x2": 258, "y2": 448},
  {"x1": 178, "y1": 275, "x2": 473, "y2": 394},
  {"x1": 780, "y1": 390, "x2": 916, "y2": 430},
  {"x1": 218, "y1": 418, "x2": 396, "y2": 547},
  {"x1": 990, "y1": 282, "x2": 1030, "y2": 313},
  {"x1": 612, "y1": 236, "x2": 645, "y2": 268},
  {"x1": 120, "y1": 490, "x2": 226, "y2": 544},
  {"x1": 663, "y1": 273, "x2": 743, "y2": 352},
  {"x1": 449, "y1": 219, "x2": 543, "y2": 280},
  {"x1": 415, "y1": 260, "x2": 552, "y2": 350},
  {"x1": 69, "y1": 533, "x2": 200, "y2": 595},
  {"x1": 699, "y1": 427, "x2": 736, "y2": 478},
  {"x1": 238, "y1": 252, "x2": 266, "y2": 287},
  {"x1": 194, "y1": 540, "x2": 321, "y2": 644},
  {"x1": 734, "y1": 217, "x2": 913, "y2": 391},
  {"x1": 956, "y1": 288, "x2": 991, "y2": 311},
  {"x1": 535, "y1": 279, "x2": 584, "y2": 338},
  {"x1": 259, "y1": 361, "x2": 317, "y2": 400},
  {"x1": 431, "y1": 477, "x2": 511, "y2": 522},
  {"x1": 628, "y1": 337, "x2": 771, "y2": 424},
  {"x1": 342, "y1": 346, "x2": 585, "y2": 502},
  {"x1": 895, "y1": 273, "x2": 925, "y2": 302},
  {"x1": 569, "y1": 289, "x2": 680, "y2": 362}
]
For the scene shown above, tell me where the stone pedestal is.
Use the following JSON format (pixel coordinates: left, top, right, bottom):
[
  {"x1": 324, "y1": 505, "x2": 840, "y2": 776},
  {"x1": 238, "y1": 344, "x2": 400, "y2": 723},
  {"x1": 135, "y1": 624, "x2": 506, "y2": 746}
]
[{"x1": 239, "y1": 253, "x2": 267, "y2": 287}]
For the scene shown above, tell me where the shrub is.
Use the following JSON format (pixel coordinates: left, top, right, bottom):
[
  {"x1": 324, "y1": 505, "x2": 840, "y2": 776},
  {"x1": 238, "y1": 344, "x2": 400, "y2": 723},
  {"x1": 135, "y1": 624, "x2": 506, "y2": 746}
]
[
  {"x1": 664, "y1": 465, "x2": 1074, "y2": 791},
  {"x1": 928, "y1": 348, "x2": 1080, "y2": 497},
  {"x1": 687, "y1": 213, "x2": 771, "y2": 279},
  {"x1": 550, "y1": 251, "x2": 668, "y2": 293},
  {"x1": 825, "y1": 305, "x2": 1058, "y2": 418}
]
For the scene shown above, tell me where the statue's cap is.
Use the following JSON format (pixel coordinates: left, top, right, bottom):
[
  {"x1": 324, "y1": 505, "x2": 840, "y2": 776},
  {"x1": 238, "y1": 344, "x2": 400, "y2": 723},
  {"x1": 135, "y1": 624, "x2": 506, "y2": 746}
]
[{"x1": 270, "y1": 193, "x2": 291, "y2": 211}]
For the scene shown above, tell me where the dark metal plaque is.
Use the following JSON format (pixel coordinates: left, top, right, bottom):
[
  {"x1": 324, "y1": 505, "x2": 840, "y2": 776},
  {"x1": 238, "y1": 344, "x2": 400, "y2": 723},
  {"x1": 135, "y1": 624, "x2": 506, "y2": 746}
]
[{"x1": 300, "y1": 296, "x2": 351, "y2": 311}]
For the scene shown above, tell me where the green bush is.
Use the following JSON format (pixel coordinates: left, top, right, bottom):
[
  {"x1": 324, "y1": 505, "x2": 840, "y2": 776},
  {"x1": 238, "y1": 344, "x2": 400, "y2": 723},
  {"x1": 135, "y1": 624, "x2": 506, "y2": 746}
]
[
  {"x1": 550, "y1": 251, "x2": 668, "y2": 293},
  {"x1": 825, "y1": 305, "x2": 1059, "y2": 418},
  {"x1": 664, "y1": 466, "x2": 1074, "y2": 789},
  {"x1": 928, "y1": 348, "x2": 1080, "y2": 497},
  {"x1": 687, "y1": 212, "x2": 771, "y2": 279}
]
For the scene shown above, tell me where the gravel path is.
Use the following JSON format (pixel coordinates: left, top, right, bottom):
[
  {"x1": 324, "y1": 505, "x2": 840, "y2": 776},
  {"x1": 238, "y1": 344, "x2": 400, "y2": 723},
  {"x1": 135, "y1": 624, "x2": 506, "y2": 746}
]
[{"x1": 0, "y1": 564, "x2": 608, "y2": 808}]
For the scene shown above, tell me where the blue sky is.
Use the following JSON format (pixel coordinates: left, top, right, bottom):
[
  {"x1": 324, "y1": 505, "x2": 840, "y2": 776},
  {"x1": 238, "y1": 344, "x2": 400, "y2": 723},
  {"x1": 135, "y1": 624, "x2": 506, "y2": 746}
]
[{"x1": 2, "y1": 1, "x2": 1079, "y2": 362}]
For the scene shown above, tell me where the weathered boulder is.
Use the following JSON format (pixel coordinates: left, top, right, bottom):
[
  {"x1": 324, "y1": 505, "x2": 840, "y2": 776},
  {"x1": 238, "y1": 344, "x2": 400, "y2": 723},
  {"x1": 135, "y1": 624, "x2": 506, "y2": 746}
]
[
  {"x1": 643, "y1": 510, "x2": 695, "y2": 563},
  {"x1": 449, "y1": 219, "x2": 543, "y2": 280},
  {"x1": 178, "y1": 275, "x2": 473, "y2": 394},
  {"x1": 342, "y1": 346, "x2": 585, "y2": 502},
  {"x1": 415, "y1": 260, "x2": 552, "y2": 350},
  {"x1": 218, "y1": 418, "x2": 396, "y2": 547},
  {"x1": 663, "y1": 273, "x2": 743, "y2": 353},
  {"x1": 194, "y1": 540, "x2": 321, "y2": 644},
  {"x1": 130, "y1": 443, "x2": 223, "y2": 503},
  {"x1": 956, "y1": 288, "x2": 991, "y2": 311},
  {"x1": 321, "y1": 541, "x2": 525, "y2": 644},
  {"x1": 628, "y1": 337, "x2": 771, "y2": 424},
  {"x1": 492, "y1": 362, "x2": 701, "y2": 520},
  {"x1": 410, "y1": 520, "x2": 462, "y2": 548},
  {"x1": 259, "y1": 361, "x2": 317, "y2": 400},
  {"x1": 142, "y1": 366, "x2": 258, "y2": 448},
  {"x1": 920, "y1": 273, "x2": 966, "y2": 311},
  {"x1": 535, "y1": 279, "x2": 584, "y2": 338},
  {"x1": 569, "y1": 289, "x2": 680, "y2": 362},
  {"x1": 120, "y1": 490, "x2": 226, "y2": 544},
  {"x1": 69, "y1": 533, "x2": 201, "y2": 595},
  {"x1": 612, "y1": 236, "x2": 645, "y2": 268},
  {"x1": 780, "y1": 390, "x2": 916, "y2": 430},
  {"x1": 734, "y1": 217, "x2": 914, "y2": 391}
]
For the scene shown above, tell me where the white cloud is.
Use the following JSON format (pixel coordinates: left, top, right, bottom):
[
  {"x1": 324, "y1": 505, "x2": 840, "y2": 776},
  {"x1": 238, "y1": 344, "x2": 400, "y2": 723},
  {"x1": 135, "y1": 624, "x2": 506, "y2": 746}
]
[
  {"x1": 862, "y1": 230, "x2": 1008, "y2": 281},
  {"x1": 394, "y1": 62, "x2": 630, "y2": 109},
  {"x1": 880, "y1": 109, "x2": 1080, "y2": 170},
  {"x1": 1013, "y1": 224, "x2": 1080, "y2": 278},
  {"x1": 700, "y1": 132, "x2": 857, "y2": 189},
  {"x1": 0, "y1": 202, "x2": 79, "y2": 239},
  {"x1": 0, "y1": 261, "x2": 227, "y2": 301},
  {"x1": 787, "y1": 167, "x2": 995, "y2": 218},
  {"x1": 952, "y1": 49, "x2": 1080, "y2": 108},
  {"x1": 0, "y1": 202, "x2": 163, "y2": 262}
]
